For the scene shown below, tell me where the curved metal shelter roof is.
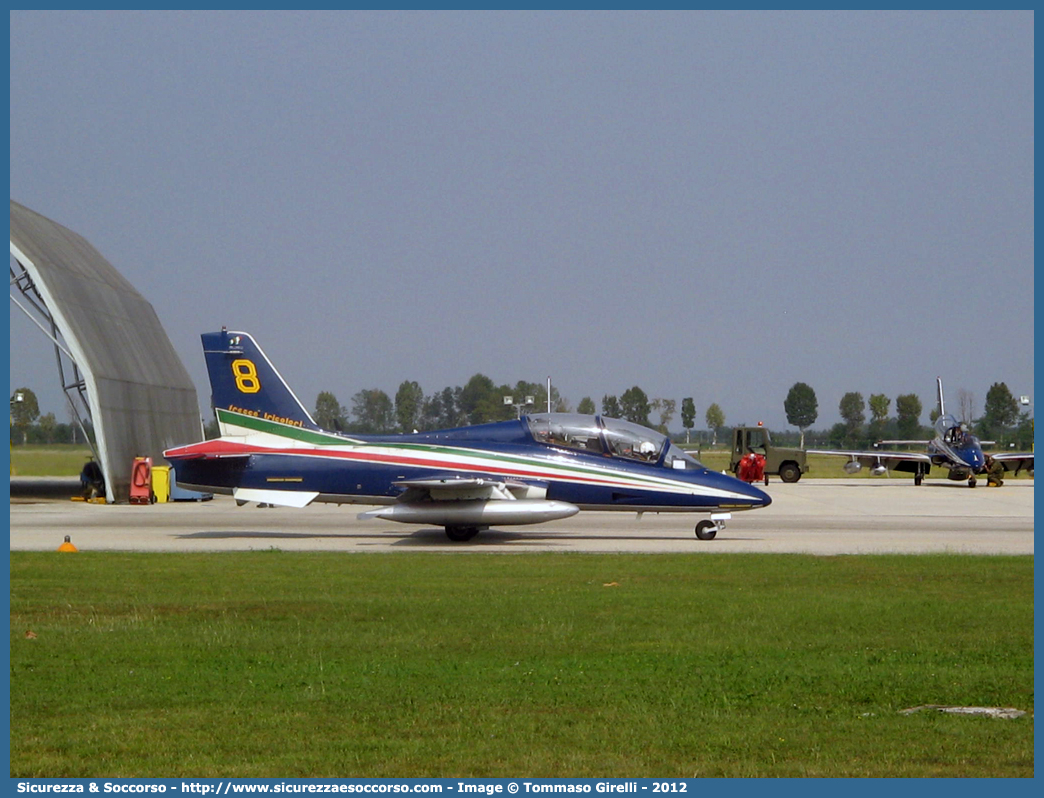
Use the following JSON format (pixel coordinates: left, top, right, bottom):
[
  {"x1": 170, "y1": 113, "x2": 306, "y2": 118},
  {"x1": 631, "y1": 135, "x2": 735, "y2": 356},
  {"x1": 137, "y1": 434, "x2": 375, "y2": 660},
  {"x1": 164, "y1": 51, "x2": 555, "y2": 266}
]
[{"x1": 10, "y1": 200, "x2": 202, "y2": 502}]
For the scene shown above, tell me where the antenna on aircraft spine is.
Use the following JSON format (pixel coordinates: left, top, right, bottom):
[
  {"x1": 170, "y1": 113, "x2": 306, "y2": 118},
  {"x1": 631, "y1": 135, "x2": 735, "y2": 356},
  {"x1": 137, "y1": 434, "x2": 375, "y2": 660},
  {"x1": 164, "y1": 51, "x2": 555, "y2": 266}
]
[{"x1": 547, "y1": 376, "x2": 551, "y2": 414}]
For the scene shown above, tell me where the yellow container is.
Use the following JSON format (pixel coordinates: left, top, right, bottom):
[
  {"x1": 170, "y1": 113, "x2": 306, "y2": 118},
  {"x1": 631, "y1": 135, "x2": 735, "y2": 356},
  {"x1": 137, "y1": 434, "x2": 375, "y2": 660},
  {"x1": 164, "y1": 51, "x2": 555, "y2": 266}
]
[{"x1": 152, "y1": 465, "x2": 171, "y2": 503}]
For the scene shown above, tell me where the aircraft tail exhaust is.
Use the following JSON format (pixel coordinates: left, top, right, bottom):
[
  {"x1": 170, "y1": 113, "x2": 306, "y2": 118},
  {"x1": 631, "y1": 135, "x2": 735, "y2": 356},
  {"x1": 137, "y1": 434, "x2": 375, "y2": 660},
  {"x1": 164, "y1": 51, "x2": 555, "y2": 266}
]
[{"x1": 202, "y1": 329, "x2": 321, "y2": 435}]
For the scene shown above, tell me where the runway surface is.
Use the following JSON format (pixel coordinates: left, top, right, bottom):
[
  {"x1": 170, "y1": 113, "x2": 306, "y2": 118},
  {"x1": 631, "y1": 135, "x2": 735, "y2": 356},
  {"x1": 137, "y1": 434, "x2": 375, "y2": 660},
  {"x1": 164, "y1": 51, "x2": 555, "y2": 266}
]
[{"x1": 9, "y1": 478, "x2": 1033, "y2": 555}]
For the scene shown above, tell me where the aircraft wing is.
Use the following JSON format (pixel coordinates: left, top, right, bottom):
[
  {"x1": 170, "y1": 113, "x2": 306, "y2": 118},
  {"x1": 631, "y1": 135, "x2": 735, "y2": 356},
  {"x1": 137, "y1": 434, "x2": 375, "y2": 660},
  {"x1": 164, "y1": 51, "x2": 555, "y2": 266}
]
[
  {"x1": 393, "y1": 476, "x2": 551, "y2": 502},
  {"x1": 808, "y1": 448, "x2": 932, "y2": 475},
  {"x1": 990, "y1": 452, "x2": 1034, "y2": 475}
]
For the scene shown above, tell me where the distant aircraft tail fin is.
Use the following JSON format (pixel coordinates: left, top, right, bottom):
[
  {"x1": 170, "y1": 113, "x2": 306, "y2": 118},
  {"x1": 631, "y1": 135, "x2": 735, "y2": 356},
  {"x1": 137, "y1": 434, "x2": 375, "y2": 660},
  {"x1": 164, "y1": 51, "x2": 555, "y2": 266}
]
[
  {"x1": 936, "y1": 377, "x2": 945, "y2": 418},
  {"x1": 202, "y1": 329, "x2": 321, "y2": 435}
]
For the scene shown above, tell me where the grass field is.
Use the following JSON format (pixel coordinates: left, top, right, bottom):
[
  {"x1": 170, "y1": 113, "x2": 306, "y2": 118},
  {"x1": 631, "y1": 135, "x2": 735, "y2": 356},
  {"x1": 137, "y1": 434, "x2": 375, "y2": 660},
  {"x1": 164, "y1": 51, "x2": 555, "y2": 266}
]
[
  {"x1": 10, "y1": 552, "x2": 1033, "y2": 777},
  {"x1": 9, "y1": 444, "x2": 96, "y2": 476}
]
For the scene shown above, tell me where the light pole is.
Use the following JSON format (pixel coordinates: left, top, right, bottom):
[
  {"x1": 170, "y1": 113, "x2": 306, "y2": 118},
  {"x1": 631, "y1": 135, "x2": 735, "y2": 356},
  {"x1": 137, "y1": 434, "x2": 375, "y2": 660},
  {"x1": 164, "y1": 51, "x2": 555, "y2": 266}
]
[
  {"x1": 10, "y1": 390, "x2": 24, "y2": 428},
  {"x1": 504, "y1": 395, "x2": 535, "y2": 419}
]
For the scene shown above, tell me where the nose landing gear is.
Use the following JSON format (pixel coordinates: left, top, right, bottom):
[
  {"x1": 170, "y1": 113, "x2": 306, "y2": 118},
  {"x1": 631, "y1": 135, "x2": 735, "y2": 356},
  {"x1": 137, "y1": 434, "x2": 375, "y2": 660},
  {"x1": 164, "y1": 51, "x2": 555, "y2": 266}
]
[{"x1": 695, "y1": 512, "x2": 732, "y2": 541}]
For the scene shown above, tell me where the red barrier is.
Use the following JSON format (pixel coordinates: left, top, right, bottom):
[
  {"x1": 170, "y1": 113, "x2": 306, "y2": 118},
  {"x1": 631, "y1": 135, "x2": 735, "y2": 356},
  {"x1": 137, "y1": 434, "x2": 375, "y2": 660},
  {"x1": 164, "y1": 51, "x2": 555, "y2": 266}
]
[{"x1": 129, "y1": 456, "x2": 155, "y2": 504}]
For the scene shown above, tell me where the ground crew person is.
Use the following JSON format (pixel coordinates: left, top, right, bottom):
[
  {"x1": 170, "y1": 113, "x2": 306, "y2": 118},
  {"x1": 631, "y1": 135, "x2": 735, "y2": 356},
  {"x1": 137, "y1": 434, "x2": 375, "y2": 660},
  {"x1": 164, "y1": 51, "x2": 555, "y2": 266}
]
[
  {"x1": 80, "y1": 457, "x2": 104, "y2": 500},
  {"x1": 985, "y1": 455, "x2": 1005, "y2": 487}
]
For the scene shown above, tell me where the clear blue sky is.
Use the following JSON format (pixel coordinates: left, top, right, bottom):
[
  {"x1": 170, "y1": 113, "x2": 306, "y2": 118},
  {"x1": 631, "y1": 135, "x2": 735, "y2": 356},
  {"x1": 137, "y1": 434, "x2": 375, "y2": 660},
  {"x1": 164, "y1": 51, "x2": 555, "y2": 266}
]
[{"x1": 9, "y1": 10, "x2": 1034, "y2": 432}]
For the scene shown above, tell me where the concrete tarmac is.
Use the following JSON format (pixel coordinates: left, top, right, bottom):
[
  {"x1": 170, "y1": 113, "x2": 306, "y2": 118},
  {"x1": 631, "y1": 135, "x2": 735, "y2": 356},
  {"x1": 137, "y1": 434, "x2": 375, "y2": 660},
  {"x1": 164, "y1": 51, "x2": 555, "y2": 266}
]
[{"x1": 9, "y1": 478, "x2": 1033, "y2": 555}]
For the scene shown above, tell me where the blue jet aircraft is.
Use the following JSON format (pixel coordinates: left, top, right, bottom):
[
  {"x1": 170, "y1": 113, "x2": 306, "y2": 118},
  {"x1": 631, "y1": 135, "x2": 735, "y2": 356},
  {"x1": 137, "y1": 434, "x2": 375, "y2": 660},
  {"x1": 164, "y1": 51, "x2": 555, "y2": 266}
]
[
  {"x1": 809, "y1": 378, "x2": 1033, "y2": 487},
  {"x1": 164, "y1": 330, "x2": 771, "y2": 541}
]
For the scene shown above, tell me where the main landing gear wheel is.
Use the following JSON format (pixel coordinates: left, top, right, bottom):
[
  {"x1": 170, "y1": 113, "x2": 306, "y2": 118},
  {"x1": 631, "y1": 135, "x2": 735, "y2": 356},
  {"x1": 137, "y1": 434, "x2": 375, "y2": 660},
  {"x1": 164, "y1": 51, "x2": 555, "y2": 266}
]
[
  {"x1": 445, "y1": 526, "x2": 480, "y2": 542},
  {"x1": 914, "y1": 472, "x2": 923, "y2": 486},
  {"x1": 695, "y1": 520, "x2": 718, "y2": 541},
  {"x1": 968, "y1": 477, "x2": 977, "y2": 488}
]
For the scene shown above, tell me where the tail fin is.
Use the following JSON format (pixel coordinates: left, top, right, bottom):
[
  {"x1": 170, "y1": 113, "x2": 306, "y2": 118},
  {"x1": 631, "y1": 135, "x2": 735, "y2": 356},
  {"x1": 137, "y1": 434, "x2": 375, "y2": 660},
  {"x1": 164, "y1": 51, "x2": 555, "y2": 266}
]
[
  {"x1": 203, "y1": 330, "x2": 320, "y2": 434},
  {"x1": 936, "y1": 377, "x2": 945, "y2": 418}
]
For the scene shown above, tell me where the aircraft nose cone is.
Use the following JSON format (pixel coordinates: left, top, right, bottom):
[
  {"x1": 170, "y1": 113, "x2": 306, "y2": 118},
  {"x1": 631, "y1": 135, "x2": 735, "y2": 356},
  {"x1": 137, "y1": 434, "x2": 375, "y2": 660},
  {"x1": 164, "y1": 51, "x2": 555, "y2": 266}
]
[
  {"x1": 746, "y1": 483, "x2": 772, "y2": 508},
  {"x1": 963, "y1": 447, "x2": 984, "y2": 471},
  {"x1": 701, "y1": 469, "x2": 772, "y2": 509},
  {"x1": 716, "y1": 470, "x2": 771, "y2": 507}
]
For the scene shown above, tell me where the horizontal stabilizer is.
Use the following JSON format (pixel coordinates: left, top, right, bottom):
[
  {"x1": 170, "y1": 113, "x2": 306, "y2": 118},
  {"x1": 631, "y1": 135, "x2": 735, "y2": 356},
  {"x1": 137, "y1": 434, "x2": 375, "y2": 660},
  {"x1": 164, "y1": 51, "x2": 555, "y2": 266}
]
[
  {"x1": 233, "y1": 488, "x2": 319, "y2": 508},
  {"x1": 164, "y1": 439, "x2": 254, "y2": 460}
]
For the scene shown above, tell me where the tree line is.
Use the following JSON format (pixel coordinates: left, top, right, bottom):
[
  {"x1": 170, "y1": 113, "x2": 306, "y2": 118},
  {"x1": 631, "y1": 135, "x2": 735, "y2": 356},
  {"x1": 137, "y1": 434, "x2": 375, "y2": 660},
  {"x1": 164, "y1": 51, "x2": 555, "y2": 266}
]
[
  {"x1": 309, "y1": 378, "x2": 688, "y2": 436},
  {"x1": 10, "y1": 378, "x2": 1033, "y2": 451},
  {"x1": 782, "y1": 380, "x2": 1033, "y2": 450},
  {"x1": 8, "y1": 388, "x2": 92, "y2": 445},
  {"x1": 312, "y1": 377, "x2": 1032, "y2": 450}
]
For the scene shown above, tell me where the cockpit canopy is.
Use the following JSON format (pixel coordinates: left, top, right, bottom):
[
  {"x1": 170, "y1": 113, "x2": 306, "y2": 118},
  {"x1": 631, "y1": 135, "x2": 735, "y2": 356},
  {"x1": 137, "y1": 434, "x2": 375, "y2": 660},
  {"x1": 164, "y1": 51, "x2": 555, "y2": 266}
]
[
  {"x1": 524, "y1": 413, "x2": 706, "y2": 470},
  {"x1": 935, "y1": 413, "x2": 978, "y2": 447}
]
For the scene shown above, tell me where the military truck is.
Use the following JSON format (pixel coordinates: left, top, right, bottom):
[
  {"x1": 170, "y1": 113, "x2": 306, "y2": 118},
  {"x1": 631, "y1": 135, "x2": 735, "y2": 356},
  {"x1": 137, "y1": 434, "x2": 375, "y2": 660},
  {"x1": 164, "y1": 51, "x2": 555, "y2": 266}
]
[{"x1": 730, "y1": 424, "x2": 808, "y2": 483}]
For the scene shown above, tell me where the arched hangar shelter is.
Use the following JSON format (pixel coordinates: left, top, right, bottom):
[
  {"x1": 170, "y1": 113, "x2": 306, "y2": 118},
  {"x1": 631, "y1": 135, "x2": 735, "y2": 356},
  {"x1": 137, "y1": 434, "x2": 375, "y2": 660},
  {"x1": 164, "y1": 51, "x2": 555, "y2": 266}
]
[{"x1": 10, "y1": 199, "x2": 202, "y2": 503}]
